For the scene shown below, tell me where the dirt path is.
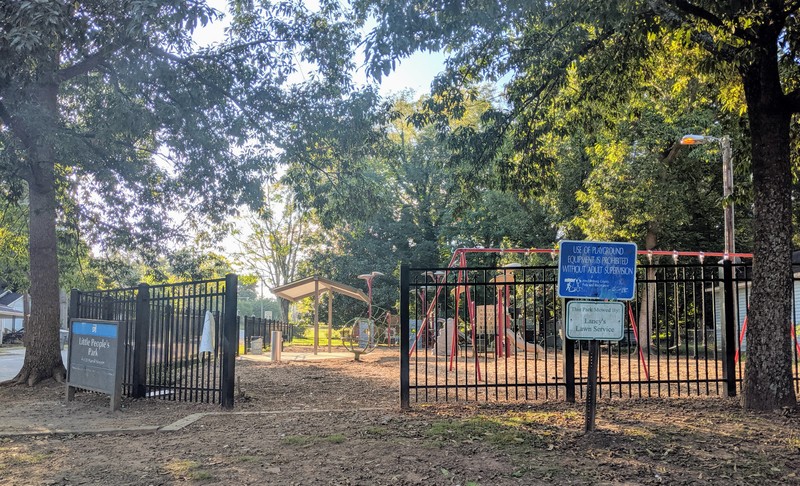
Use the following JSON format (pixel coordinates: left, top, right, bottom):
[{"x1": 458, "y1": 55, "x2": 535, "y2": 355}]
[{"x1": 0, "y1": 347, "x2": 799, "y2": 485}]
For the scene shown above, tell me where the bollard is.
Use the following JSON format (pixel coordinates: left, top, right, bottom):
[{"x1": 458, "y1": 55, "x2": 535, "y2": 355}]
[
  {"x1": 250, "y1": 337, "x2": 263, "y2": 355},
  {"x1": 270, "y1": 331, "x2": 282, "y2": 362}
]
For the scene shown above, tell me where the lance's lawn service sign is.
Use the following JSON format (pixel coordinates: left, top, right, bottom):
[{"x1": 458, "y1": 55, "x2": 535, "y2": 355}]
[{"x1": 565, "y1": 301, "x2": 625, "y2": 341}]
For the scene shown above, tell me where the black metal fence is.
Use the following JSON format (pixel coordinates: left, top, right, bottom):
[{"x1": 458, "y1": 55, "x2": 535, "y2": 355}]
[
  {"x1": 69, "y1": 275, "x2": 238, "y2": 408},
  {"x1": 400, "y1": 261, "x2": 800, "y2": 407},
  {"x1": 241, "y1": 315, "x2": 293, "y2": 353}
]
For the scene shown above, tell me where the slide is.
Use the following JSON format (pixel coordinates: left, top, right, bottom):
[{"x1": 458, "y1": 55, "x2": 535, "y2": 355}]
[{"x1": 506, "y1": 330, "x2": 545, "y2": 355}]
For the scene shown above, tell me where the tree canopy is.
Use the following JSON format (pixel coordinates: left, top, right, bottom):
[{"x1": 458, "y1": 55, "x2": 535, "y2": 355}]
[
  {"x1": 0, "y1": 0, "x2": 363, "y2": 384},
  {"x1": 354, "y1": 0, "x2": 800, "y2": 410},
  {"x1": 3, "y1": 0, "x2": 799, "y2": 413}
]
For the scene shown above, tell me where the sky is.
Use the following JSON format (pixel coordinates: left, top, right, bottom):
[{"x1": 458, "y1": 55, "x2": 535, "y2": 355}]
[
  {"x1": 192, "y1": 2, "x2": 448, "y2": 297},
  {"x1": 194, "y1": 1, "x2": 448, "y2": 98}
]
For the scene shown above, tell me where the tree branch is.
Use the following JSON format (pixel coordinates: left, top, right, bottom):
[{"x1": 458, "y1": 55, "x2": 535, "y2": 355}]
[
  {"x1": 689, "y1": 31, "x2": 737, "y2": 62},
  {"x1": 785, "y1": 87, "x2": 800, "y2": 114},
  {"x1": 658, "y1": 0, "x2": 758, "y2": 43},
  {"x1": 186, "y1": 38, "x2": 289, "y2": 61},
  {"x1": 57, "y1": 42, "x2": 126, "y2": 82},
  {"x1": 0, "y1": 101, "x2": 35, "y2": 152}
]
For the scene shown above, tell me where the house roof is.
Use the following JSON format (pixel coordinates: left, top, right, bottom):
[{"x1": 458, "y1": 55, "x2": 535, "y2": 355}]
[
  {"x1": 272, "y1": 276, "x2": 369, "y2": 303},
  {"x1": 0, "y1": 291, "x2": 22, "y2": 306},
  {"x1": 0, "y1": 303, "x2": 23, "y2": 318}
]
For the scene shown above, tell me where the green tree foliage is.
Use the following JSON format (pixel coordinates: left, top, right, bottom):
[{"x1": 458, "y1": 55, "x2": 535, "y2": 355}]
[
  {"x1": 0, "y1": 0, "x2": 361, "y2": 385},
  {"x1": 356, "y1": 0, "x2": 800, "y2": 410},
  {"x1": 296, "y1": 92, "x2": 555, "y2": 320},
  {"x1": 237, "y1": 275, "x2": 282, "y2": 320},
  {"x1": 233, "y1": 185, "x2": 310, "y2": 320},
  {"x1": 0, "y1": 188, "x2": 28, "y2": 290}
]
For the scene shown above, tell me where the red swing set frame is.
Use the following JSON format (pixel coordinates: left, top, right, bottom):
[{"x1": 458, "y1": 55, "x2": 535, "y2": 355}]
[{"x1": 409, "y1": 247, "x2": 756, "y2": 382}]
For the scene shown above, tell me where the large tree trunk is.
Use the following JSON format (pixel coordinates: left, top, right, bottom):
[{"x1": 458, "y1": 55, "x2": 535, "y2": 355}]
[
  {"x1": 8, "y1": 82, "x2": 66, "y2": 386},
  {"x1": 741, "y1": 46, "x2": 797, "y2": 410}
]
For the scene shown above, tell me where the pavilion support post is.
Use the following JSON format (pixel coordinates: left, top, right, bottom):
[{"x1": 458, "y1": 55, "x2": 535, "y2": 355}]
[
  {"x1": 314, "y1": 277, "x2": 319, "y2": 355},
  {"x1": 328, "y1": 291, "x2": 333, "y2": 353}
]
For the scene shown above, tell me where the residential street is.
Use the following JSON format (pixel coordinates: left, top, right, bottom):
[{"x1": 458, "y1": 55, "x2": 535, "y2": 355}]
[{"x1": 0, "y1": 347, "x2": 67, "y2": 382}]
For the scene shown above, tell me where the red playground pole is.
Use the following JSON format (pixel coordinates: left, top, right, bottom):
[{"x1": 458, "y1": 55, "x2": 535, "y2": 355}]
[
  {"x1": 627, "y1": 302, "x2": 650, "y2": 381},
  {"x1": 734, "y1": 314, "x2": 748, "y2": 364},
  {"x1": 461, "y1": 252, "x2": 482, "y2": 382}
]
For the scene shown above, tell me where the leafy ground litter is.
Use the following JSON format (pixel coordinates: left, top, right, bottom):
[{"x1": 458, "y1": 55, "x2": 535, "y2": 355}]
[{"x1": 0, "y1": 345, "x2": 799, "y2": 485}]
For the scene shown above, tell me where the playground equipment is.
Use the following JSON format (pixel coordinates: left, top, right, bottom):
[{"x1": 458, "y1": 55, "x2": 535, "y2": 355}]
[
  {"x1": 506, "y1": 329, "x2": 545, "y2": 354},
  {"x1": 341, "y1": 317, "x2": 378, "y2": 360},
  {"x1": 272, "y1": 276, "x2": 369, "y2": 355},
  {"x1": 408, "y1": 247, "x2": 756, "y2": 382}
]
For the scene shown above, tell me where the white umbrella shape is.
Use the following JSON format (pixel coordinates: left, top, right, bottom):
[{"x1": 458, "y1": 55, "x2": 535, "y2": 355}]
[{"x1": 199, "y1": 310, "x2": 215, "y2": 354}]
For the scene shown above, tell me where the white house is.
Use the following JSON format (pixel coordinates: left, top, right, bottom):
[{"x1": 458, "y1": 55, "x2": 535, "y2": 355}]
[
  {"x1": 0, "y1": 288, "x2": 84, "y2": 345},
  {"x1": 0, "y1": 290, "x2": 26, "y2": 335},
  {"x1": 709, "y1": 275, "x2": 800, "y2": 353}
]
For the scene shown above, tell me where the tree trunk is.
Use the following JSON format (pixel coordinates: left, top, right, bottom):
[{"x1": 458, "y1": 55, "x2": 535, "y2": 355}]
[
  {"x1": 280, "y1": 298, "x2": 291, "y2": 322},
  {"x1": 8, "y1": 82, "x2": 66, "y2": 386},
  {"x1": 740, "y1": 48, "x2": 797, "y2": 410}
]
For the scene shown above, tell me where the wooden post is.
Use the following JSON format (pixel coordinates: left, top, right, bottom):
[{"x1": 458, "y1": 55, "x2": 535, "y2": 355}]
[
  {"x1": 313, "y1": 277, "x2": 319, "y2": 355},
  {"x1": 328, "y1": 291, "x2": 333, "y2": 353}
]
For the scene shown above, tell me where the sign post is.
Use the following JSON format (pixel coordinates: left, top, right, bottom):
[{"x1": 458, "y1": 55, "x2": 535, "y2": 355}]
[
  {"x1": 66, "y1": 319, "x2": 126, "y2": 411},
  {"x1": 566, "y1": 300, "x2": 625, "y2": 432},
  {"x1": 558, "y1": 240, "x2": 636, "y2": 433}
]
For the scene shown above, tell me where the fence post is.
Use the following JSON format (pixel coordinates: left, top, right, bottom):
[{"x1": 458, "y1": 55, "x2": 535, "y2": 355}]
[
  {"x1": 68, "y1": 289, "x2": 79, "y2": 321},
  {"x1": 400, "y1": 264, "x2": 410, "y2": 410},
  {"x1": 721, "y1": 260, "x2": 738, "y2": 397},
  {"x1": 562, "y1": 299, "x2": 576, "y2": 403},
  {"x1": 102, "y1": 296, "x2": 114, "y2": 320},
  {"x1": 221, "y1": 273, "x2": 238, "y2": 409},
  {"x1": 132, "y1": 283, "x2": 150, "y2": 399}
]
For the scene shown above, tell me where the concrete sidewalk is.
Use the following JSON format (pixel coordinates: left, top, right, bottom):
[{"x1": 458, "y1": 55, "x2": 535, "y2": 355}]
[{"x1": 0, "y1": 346, "x2": 68, "y2": 381}]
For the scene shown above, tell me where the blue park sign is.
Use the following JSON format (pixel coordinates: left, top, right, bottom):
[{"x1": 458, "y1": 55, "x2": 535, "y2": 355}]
[{"x1": 557, "y1": 240, "x2": 638, "y2": 301}]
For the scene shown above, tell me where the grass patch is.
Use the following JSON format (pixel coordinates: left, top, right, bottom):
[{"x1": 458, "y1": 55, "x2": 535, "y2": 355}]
[
  {"x1": 326, "y1": 433, "x2": 346, "y2": 444},
  {"x1": 621, "y1": 426, "x2": 657, "y2": 439},
  {"x1": 164, "y1": 459, "x2": 214, "y2": 481},
  {"x1": 365, "y1": 426, "x2": 389, "y2": 437},
  {"x1": 281, "y1": 433, "x2": 347, "y2": 447},
  {"x1": 490, "y1": 410, "x2": 581, "y2": 428},
  {"x1": 424, "y1": 409, "x2": 581, "y2": 450},
  {"x1": 0, "y1": 448, "x2": 49, "y2": 467},
  {"x1": 281, "y1": 435, "x2": 314, "y2": 446},
  {"x1": 425, "y1": 417, "x2": 537, "y2": 448}
]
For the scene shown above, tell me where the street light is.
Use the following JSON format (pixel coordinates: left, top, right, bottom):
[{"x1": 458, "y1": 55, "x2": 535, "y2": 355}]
[
  {"x1": 680, "y1": 134, "x2": 734, "y2": 257},
  {"x1": 357, "y1": 271, "x2": 384, "y2": 318}
]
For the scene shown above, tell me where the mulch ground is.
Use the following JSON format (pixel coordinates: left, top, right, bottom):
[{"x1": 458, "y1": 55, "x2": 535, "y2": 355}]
[{"x1": 0, "y1": 345, "x2": 799, "y2": 485}]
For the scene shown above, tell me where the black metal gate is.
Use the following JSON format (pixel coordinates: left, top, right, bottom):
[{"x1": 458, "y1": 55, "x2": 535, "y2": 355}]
[
  {"x1": 69, "y1": 275, "x2": 238, "y2": 408},
  {"x1": 400, "y1": 261, "x2": 800, "y2": 407}
]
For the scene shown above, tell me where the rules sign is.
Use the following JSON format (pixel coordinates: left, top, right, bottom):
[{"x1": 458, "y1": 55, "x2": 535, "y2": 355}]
[{"x1": 557, "y1": 240, "x2": 637, "y2": 300}]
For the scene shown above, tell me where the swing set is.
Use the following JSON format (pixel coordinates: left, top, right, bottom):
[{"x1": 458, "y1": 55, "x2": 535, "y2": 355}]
[{"x1": 408, "y1": 247, "x2": 755, "y2": 383}]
